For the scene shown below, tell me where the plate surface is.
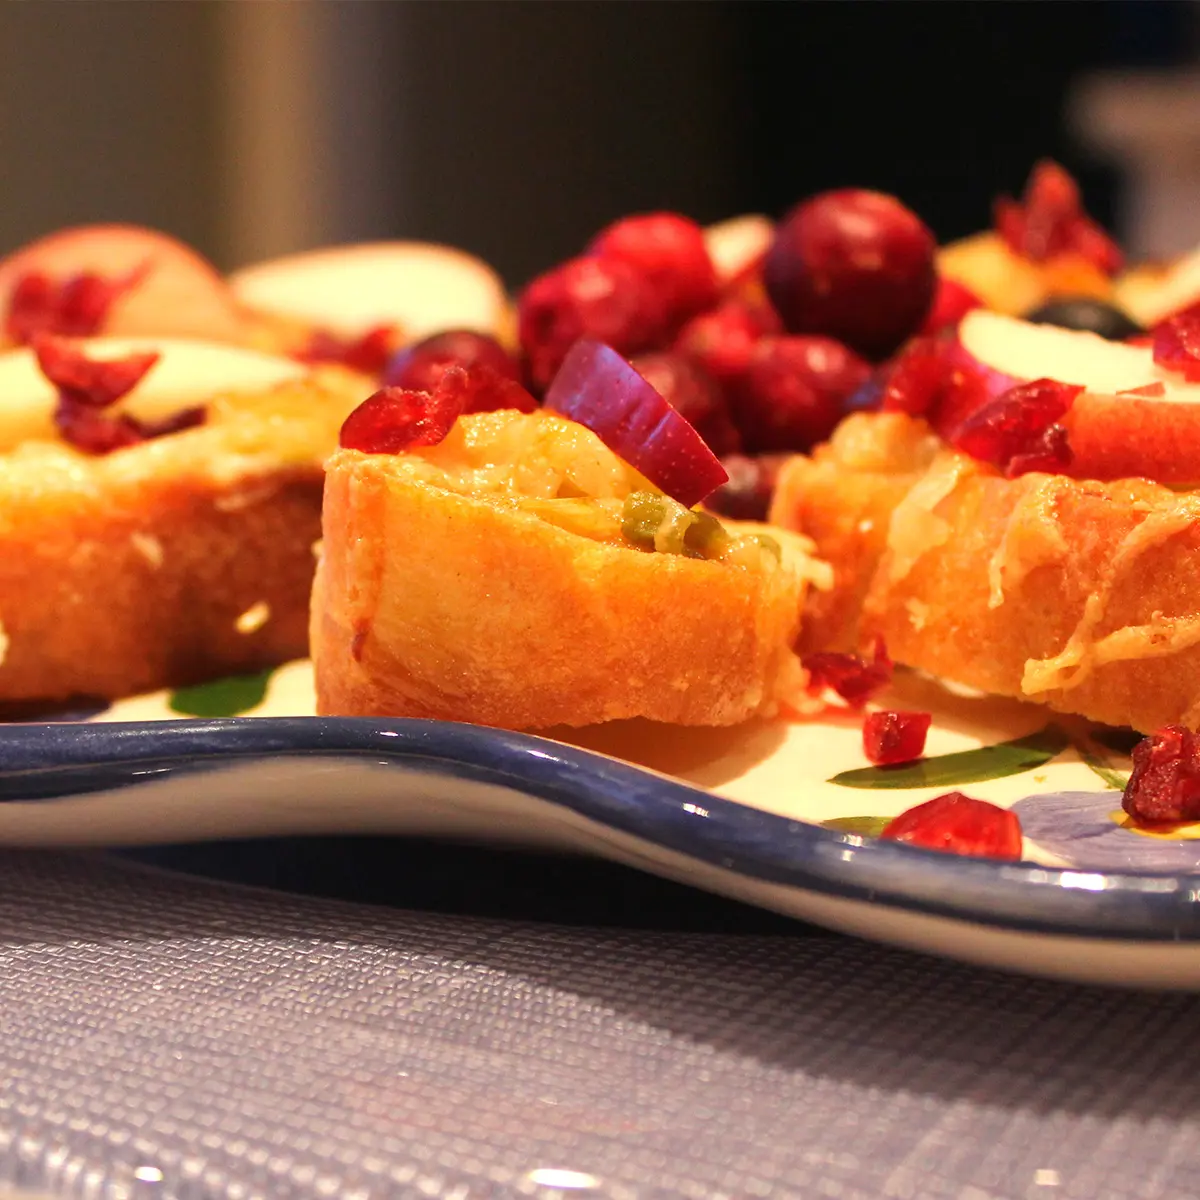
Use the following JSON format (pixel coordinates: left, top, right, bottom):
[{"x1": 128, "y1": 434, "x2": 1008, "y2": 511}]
[{"x1": 4, "y1": 660, "x2": 1200, "y2": 988}]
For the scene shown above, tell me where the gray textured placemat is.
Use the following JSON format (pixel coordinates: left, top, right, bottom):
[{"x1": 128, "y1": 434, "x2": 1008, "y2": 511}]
[{"x1": 0, "y1": 849, "x2": 1198, "y2": 1200}]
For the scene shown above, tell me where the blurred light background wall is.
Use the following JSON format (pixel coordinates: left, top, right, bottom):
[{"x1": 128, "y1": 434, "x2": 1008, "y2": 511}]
[{"x1": 0, "y1": 0, "x2": 1196, "y2": 287}]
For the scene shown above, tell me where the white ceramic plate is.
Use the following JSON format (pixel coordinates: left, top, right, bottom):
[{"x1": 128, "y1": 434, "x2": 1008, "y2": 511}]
[{"x1": 3, "y1": 660, "x2": 1199, "y2": 989}]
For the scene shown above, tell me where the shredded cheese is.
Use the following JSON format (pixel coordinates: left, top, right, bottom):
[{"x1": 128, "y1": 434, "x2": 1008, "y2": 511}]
[
  {"x1": 1022, "y1": 498, "x2": 1200, "y2": 694},
  {"x1": 0, "y1": 619, "x2": 8, "y2": 669},
  {"x1": 130, "y1": 531, "x2": 164, "y2": 568},
  {"x1": 986, "y1": 477, "x2": 1068, "y2": 609},
  {"x1": 884, "y1": 454, "x2": 972, "y2": 584}
]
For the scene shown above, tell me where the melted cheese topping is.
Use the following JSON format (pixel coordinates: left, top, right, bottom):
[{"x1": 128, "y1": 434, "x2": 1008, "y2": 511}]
[
  {"x1": 1022, "y1": 498, "x2": 1200, "y2": 694},
  {"x1": 986, "y1": 477, "x2": 1070, "y2": 609},
  {"x1": 884, "y1": 452, "x2": 974, "y2": 584}
]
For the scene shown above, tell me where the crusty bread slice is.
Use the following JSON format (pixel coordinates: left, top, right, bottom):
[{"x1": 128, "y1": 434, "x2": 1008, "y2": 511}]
[
  {"x1": 0, "y1": 367, "x2": 367, "y2": 708},
  {"x1": 313, "y1": 410, "x2": 829, "y2": 729},
  {"x1": 771, "y1": 410, "x2": 1200, "y2": 733}
]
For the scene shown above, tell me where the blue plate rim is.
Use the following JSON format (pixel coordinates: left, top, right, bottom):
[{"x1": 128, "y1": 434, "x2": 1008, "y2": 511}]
[{"x1": 1, "y1": 715, "x2": 1197, "y2": 942}]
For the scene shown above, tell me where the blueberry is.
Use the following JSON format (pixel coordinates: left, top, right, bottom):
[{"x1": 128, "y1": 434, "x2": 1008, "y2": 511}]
[{"x1": 1024, "y1": 297, "x2": 1143, "y2": 341}]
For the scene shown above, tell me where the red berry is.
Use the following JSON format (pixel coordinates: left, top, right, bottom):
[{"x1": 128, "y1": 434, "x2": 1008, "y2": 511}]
[
  {"x1": 877, "y1": 336, "x2": 951, "y2": 417},
  {"x1": 764, "y1": 189, "x2": 937, "y2": 361},
  {"x1": 518, "y1": 256, "x2": 664, "y2": 393},
  {"x1": 703, "y1": 453, "x2": 788, "y2": 522},
  {"x1": 384, "y1": 329, "x2": 521, "y2": 391},
  {"x1": 881, "y1": 792, "x2": 1023, "y2": 860},
  {"x1": 731, "y1": 335, "x2": 871, "y2": 453},
  {"x1": 862, "y1": 710, "x2": 932, "y2": 765},
  {"x1": 673, "y1": 300, "x2": 777, "y2": 390},
  {"x1": 33, "y1": 335, "x2": 160, "y2": 408},
  {"x1": 1122, "y1": 726, "x2": 1200, "y2": 824},
  {"x1": 1152, "y1": 302, "x2": 1200, "y2": 382},
  {"x1": 5, "y1": 263, "x2": 147, "y2": 344},
  {"x1": 339, "y1": 370, "x2": 470, "y2": 454},
  {"x1": 385, "y1": 330, "x2": 535, "y2": 413},
  {"x1": 802, "y1": 638, "x2": 893, "y2": 708},
  {"x1": 949, "y1": 378, "x2": 1081, "y2": 478},
  {"x1": 436, "y1": 360, "x2": 538, "y2": 415},
  {"x1": 299, "y1": 325, "x2": 396, "y2": 376},
  {"x1": 588, "y1": 212, "x2": 718, "y2": 335},
  {"x1": 994, "y1": 160, "x2": 1123, "y2": 276},
  {"x1": 32, "y1": 335, "x2": 203, "y2": 455},
  {"x1": 630, "y1": 352, "x2": 741, "y2": 456},
  {"x1": 919, "y1": 277, "x2": 983, "y2": 336}
]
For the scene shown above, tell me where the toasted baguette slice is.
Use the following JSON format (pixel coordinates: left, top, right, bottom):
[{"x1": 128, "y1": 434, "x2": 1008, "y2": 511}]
[
  {"x1": 313, "y1": 410, "x2": 829, "y2": 729},
  {"x1": 772, "y1": 410, "x2": 1200, "y2": 733},
  {"x1": 0, "y1": 345, "x2": 368, "y2": 708}
]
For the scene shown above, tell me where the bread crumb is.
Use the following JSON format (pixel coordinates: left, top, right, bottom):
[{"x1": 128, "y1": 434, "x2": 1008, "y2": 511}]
[
  {"x1": 130, "y1": 532, "x2": 164, "y2": 568},
  {"x1": 235, "y1": 601, "x2": 271, "y2": 634},
  {"x1": 906, "y1": 598, "x2": 929, "y2": 631},
  {"x1": 0, "y1": 620, "x2": 7, "y2": 669}
]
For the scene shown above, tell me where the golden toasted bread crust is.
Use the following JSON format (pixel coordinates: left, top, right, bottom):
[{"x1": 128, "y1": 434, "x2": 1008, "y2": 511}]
[
  {"x1": 0, "y1": 374, "x2": 365, "y2": 707},
  {"x1": 313, "y1": 448, "x2": 813, "y2": 729},
  {"x1": 772, "y1": 411, "x2": 1200, "y2": 732}
]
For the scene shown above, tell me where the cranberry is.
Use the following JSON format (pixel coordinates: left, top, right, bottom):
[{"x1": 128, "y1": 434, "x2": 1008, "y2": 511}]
[
  {"x1": 588, "y1": 212, "x2": 718, "y2": 334},
  {"x1": 862, "y1": 710, "x2": 932, "y2": 766},
  {"x1": 434, "y1": 360, "x2": 538, "y2": 415},
  {"x1": 949, "y1": 378, "x2": 1081, "y2": 478},
  {"x1": 630, "y1": 351, "x2": 741, "y2": 456},
  {"x1": 919, "y1": 277, "x2": 983, "y2": 336},
  {"x1": 703, "y1": 453, "x2": 787, "y2": 522},
  {"x1": 731, "y1": 335, "x2": 871, "y2": 453},
  {"x1": 299, "y1": 325, "x2": 395, "y2": 376},
  {"x1": 802, "y1": 638, "x2": 893, "y2": 708},
  {"x1": 877, "y1": 337, "x2": 951, "y2": 417},
  {"x1": 517, "y1": 256, "x2": 664, "y2": 393},
  {"x1": 1153, "y1": 302, "x2": 1200, "y2": 382},
  {"x1": 5, "y1": 263, "x2": 146, "y2": 344},
  {"x1": 673, "y1": 300, "x2": 777, "y2": 390},
  {"x1": 880, "y1": 792, "x2": 1023, "y2": 860},
  {"x1": 339, "y1": 369, "x2": 470, "y2": 454},
  {"x1": 33, "y1": 335, "x2": 160, "y2": 408},
  {"x1": 385, "y1": 329, "x2": 521, "y2": 391},
  {"x1": 994, "y1": 160, "x2": 1123, "y2": 276},
  {"x1": 31, "y1": 335, "x2": 203, "y2": 455},
  {"x1": 1122, "y1": 726, "x2": 1200, "y2": 824},
  {"x1": 763, "y1": 189, "x2": 937, "y2": 361}
]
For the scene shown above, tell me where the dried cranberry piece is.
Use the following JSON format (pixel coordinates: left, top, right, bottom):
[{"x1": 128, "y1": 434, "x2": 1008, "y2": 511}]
[
  {"x1": 31, "y1": 335, "x2": 203, "y2": 456},
  {"x1": 1152, "y1": 302, "x2": 1200, "y2": 382},
  {"x1": 878, "y1": 336, "x2": 951, "y2": 417},
  {"x1": 949, "y1": 378, "x2": 1081, "y2": 478},
  {"x1": 6, "y1": 264, "x2": 147, "y2": 344},
  {"x1": 33, "y1": 335, "x2": 159, "y2": 407},
  {"x1": 299, "y1": 324, "x2": 396, "y2": 376},
  {"x1": 339, "y1": 368, "x2": 472, "y2": 454},
  {"x1": 1121, "y1": 726, "x2": 1200, "y2": 824},
  {"x1": 993, "y1": 160, "x2": 1122, "y2": 276},
  {"x1": 435, "y1": 361, "x2": 538, "y2": 414},
  {"x1": 919, "y1": 277, "x2": 983, "y2": 336},
  {"x1": 863, "y1": 710, "x2": 932, "y2": 765},
  {"x1": 881, "y1": 792, "x2": 1023, "y2": 859},
  {"x1": 802, "y1": 638, "x2": 893, "y2": 708}
]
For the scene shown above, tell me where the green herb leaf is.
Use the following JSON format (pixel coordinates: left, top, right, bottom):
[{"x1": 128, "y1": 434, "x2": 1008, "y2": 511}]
[
  {"x1": 1072, "y1": 736, "x2": 1131, "y2": 791},
  {"x1": 168, "y1": 669, "x2": 274, "y2": 718},
  {"x1": 829, "y1": 726, "x2": 1069, "y2": 789},
  {"x1": 821, "y1": 815, "x2": 892, "y2": 837}
]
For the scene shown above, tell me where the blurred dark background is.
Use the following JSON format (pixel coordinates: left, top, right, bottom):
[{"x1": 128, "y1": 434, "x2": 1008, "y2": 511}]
[{"x1": 0, "y1": 0, "x2": 1195, "y2": 286}]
